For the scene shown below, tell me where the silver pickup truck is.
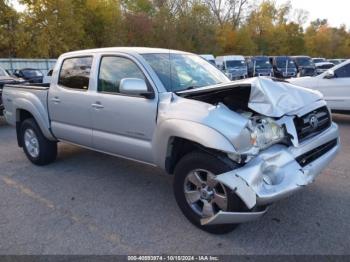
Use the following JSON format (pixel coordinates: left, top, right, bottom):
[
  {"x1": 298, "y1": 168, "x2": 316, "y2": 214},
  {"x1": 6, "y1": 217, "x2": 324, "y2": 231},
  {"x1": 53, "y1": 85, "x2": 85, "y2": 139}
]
[{"x1": 2, "y1": 48, "x2": 340, "y2": 234}]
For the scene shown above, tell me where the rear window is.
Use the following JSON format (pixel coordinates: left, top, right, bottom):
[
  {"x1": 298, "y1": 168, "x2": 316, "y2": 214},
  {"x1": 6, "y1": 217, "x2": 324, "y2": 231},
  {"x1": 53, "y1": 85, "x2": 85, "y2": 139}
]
[
  {"x1": 22, "y1": 69, "x2": 43, "y2": 78},
  {"x1": 58, "y1": 57, "x2": 93, "y2": 90}
]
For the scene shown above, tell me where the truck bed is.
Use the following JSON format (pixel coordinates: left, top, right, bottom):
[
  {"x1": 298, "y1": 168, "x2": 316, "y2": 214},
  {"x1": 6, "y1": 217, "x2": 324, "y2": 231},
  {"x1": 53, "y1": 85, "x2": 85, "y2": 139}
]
[{"x1": 2, "y1": 83, "x2": 50, "y2": 127}]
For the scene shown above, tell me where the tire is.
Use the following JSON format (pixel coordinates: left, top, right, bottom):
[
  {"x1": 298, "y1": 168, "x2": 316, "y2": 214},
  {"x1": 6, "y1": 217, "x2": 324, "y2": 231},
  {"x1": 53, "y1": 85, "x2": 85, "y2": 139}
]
[
  {"x1": 173, "y1": 151, "x2": 244, "y2": 234},
  {"x1": 20, "y1": 118, "x2": 57, "y2": 165}
]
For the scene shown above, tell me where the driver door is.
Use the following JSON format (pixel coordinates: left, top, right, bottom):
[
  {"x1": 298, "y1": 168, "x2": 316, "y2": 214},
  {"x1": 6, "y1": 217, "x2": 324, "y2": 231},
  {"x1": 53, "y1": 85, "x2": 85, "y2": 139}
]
[{"x1": 90, "y1": 55, "x2": 158, "y2": 164}]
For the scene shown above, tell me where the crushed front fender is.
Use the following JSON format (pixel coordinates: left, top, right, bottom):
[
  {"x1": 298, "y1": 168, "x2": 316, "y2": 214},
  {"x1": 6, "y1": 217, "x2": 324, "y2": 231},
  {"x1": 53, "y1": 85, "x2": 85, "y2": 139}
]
[{"x1": 207, "y1": 124, "x2": 339, "y2": 225}]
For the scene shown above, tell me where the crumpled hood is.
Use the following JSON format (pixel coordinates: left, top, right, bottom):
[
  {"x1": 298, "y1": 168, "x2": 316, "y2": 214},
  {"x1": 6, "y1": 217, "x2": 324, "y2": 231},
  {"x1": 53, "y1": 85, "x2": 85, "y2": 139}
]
[
  {"x1": 248, "y1": 77, "x2": 323, "y2": 117},
  {"x1": 177, "y1": 77, "x2": 323, "y2": 118}
]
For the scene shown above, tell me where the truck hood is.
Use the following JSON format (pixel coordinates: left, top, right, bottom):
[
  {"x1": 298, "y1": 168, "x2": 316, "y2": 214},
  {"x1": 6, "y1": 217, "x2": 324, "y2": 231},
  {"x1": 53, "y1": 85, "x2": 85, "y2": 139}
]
[{"x1": 177, "y1": 77, "x2": 323, "y2": 118}]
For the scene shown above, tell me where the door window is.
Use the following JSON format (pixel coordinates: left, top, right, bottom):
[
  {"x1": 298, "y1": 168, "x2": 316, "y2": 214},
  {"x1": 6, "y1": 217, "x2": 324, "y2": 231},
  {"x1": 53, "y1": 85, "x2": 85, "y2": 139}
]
[
  {"x1": 98, "y1": 56, "x2": 146, "y2": 93},
  {"x1": 334, "y1": 63, "x2": 350, "y2": 78},
  {"x1": 58, "y1": 56, "x2": 93, "y2": 90}
]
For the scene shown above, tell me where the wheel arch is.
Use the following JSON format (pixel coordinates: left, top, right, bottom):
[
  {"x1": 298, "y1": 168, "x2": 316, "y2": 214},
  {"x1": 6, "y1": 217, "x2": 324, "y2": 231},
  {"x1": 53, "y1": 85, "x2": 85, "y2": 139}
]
[
  {"x1": 14, "y1": 100, "x2": 55, "y2": 147},
  {"x1": 152, "y1": 119, "x2": 238, "y2": 174}
]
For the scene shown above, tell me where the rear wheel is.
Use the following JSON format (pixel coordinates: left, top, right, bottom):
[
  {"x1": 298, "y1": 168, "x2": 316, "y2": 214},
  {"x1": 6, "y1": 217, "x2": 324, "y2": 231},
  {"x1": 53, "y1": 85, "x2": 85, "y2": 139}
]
[
  {"x1": 20, "y1": 118, "x2": 57, "y2": 165},
  {"x1": 173, "y1": 151, "x2": 244, "y2": 234}
]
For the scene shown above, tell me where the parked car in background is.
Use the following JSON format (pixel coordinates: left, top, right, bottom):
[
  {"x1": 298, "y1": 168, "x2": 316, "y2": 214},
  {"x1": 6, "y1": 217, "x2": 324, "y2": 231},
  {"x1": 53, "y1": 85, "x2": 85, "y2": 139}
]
[
  {"x1": 14, "y1": 68, "x2": 44, "y2": 83},
  {"x1": 199, "y1": 54, "x2": 216, "y2": 66},
  {"x1": 270, "y1": 56, "x2": 297, "y2": 78},
  {"x1": 2, "y1": 47, "x2": 340, "y2": 234},
  {"x1": 291, "y1": 56, "x2": 316, "y2": 77},
  {"x1": 0, "y1": 67, "x2": 27, "y2": 115},
  {"x1": 312, "y1": 57, "x2": 326, "y2": 64},
  {"x1": 216, "y1": 55, "x2": 248, "y2": 80},
  {"x1": 246, "y1": 56, "x2": 273, "y2": 77},
  {"x1": 43, "y1": 69, "x2": 53, "y2": 84},
  {"x1": 290, "y1": 60, "x2": 350, "y2": 113},
  {"x1": 328, "y1": 59, "x2": 347, "y2": 65},
  {"x1": 315, "y1": 62, "x2": 335, "y2": 75}
]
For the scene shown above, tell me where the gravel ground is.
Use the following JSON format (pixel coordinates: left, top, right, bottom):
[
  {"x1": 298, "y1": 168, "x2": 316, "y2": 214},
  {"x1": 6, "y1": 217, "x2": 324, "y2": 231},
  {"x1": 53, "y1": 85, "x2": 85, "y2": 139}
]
[{"x1": 0, "y1": 114, "x2": 349, "y2": 255}]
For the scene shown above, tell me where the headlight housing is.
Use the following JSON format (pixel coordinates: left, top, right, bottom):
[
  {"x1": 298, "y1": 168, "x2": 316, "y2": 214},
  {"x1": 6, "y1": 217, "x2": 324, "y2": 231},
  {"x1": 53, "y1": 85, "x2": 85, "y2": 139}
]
[{"x1": 248, "y1": 117, "x2": 285, "y2": 150}]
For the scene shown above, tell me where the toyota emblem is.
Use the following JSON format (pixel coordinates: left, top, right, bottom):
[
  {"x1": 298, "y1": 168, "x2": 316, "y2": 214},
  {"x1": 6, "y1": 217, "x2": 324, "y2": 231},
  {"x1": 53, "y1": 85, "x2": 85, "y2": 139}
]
[{"x1": 309, "y1": 115, "x2": 319, "y2": 130}]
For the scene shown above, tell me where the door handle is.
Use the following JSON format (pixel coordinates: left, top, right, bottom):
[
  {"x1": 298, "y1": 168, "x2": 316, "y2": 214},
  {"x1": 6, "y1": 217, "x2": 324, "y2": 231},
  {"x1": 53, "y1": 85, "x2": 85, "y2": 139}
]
[
  {"x1": 51, "y1": 97, "x2": 61, "y2": 103},
  {"x1": 92, "y1": 102, "x2": 104, "y2": 109}
]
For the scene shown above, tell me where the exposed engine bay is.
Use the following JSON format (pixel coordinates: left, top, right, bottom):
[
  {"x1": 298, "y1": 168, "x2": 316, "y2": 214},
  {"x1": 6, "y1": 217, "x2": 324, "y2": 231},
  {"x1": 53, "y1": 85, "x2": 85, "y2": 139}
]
[
  {"x1": 182, "y1": 84, "x2": 253, "y2": 114},
  {"x1": 177, "y1": 77, "x2": 323, "y2": 118}
]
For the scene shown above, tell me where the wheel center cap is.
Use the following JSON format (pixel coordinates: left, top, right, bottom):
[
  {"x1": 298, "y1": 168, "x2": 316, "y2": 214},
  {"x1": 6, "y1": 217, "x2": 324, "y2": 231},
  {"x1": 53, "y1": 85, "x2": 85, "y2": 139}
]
[{"x1": 200, "y1": 188, "x2": 213, "y2": 200}]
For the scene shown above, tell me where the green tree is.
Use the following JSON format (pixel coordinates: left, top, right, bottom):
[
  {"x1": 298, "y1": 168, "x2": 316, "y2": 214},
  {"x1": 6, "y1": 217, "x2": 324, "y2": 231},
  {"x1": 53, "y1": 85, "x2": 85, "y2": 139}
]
[
  {"x1": 0, "y1": 0, "x2": 20, "y2": 57},
  {"x1": 19, "y1": 0, "x2": 85, "y2": 57}
]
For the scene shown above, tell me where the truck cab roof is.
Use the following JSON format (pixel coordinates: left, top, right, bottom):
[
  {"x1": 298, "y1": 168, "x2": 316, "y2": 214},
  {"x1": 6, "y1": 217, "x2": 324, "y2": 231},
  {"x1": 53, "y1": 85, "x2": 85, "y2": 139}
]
[{"x1": 62, "y1": 47, "x2": 191, "y2": 57}]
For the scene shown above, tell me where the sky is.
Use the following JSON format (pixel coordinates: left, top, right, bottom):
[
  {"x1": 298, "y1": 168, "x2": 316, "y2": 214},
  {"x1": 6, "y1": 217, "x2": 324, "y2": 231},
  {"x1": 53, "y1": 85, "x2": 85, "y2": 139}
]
[
  {"x1": 11, "y1": 0, "x2": 350, "y2": 28},
  {"x1": 278, "y1": 0, "x2": 349, "y2": 27}
]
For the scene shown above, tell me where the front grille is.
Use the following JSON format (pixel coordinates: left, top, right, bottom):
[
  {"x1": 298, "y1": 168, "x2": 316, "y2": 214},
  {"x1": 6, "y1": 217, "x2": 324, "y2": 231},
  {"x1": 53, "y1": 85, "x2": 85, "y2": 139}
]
[
  {"x1": 302, "y1": 68, "x2": 315, "y2": 76},
  {"x1": 294, "y1": 106, "x2": 331, "y2": 143},
  {"x1": 296, "y1": 139, "x2": 337, "y2": 167}
]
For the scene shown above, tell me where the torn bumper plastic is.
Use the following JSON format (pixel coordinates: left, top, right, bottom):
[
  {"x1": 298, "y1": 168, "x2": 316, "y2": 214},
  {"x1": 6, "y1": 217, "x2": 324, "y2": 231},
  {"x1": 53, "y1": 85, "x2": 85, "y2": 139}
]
[{"x1": 202, "y1": 123, "x2": 340, "y2": 226}]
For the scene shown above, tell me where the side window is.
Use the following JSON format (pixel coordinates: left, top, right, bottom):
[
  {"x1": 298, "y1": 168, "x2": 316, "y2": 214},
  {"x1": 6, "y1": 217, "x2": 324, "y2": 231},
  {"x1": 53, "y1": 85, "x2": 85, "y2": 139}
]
[
  {"x1": 335, "y1": 64, "x2": 350, "y2": 78},
  {"x1": 58, "y1": 56, "x2": 93, "y2": 90},
  {"x1": 98, "y1": 56, "x2": 146, "y2": 93}
]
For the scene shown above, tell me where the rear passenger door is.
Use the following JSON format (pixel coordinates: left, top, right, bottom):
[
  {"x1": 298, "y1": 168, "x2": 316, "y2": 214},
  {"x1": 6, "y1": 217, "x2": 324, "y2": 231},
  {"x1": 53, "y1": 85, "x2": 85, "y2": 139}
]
[
  {"x1": 48, "y1": 56, "x2": 94, "y2": 147},
  {"x1": 90, "y1": 55, "x2": 158, "y2": 164}
]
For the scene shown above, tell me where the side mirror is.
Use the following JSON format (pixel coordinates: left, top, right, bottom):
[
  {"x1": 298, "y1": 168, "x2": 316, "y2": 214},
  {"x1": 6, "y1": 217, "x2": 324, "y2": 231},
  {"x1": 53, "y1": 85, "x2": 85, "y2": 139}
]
[
  {"x1": 324, "y1": 70, "x2": 335, "y2": 79},
  {"x1": 119, "y1": 78, "x2": 154, "y2": 99}
]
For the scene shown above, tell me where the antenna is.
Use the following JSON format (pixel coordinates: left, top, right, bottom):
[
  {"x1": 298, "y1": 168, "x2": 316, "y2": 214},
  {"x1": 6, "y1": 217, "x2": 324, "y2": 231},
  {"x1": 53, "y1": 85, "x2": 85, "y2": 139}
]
[{"x1": 169, "y1": 49, "x2": 173, "y2": 92}]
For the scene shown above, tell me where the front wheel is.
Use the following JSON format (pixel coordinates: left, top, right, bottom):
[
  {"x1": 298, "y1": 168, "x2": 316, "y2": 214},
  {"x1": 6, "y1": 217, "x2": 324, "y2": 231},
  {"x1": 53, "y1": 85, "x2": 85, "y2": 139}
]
[
  {"x1": 173, "y1": 151, "x2": 244, "y2": 234},
  {"x1": 20, "y1": 118, "x2": 57, "y2": 165}
]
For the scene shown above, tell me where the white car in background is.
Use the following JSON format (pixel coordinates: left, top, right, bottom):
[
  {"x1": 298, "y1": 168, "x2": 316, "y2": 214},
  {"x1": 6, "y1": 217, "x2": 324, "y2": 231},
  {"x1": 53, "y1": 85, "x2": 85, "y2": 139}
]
[
  {"x1": 199, "y1": 54, "x2": 216, "y2": 66},
  {"x1": 216, "y1": 55, "x2": 248, "y2": 80},
  {"x1": 315, "y1": 62, "x2": 334, "y2": 75},
  {"x1": 328, "y1": 59, "x2": 347, "y2": 65},
  {"x1": 290, "y1": 60, "x2": 350, "y2": 113},
  {"x1": 312, "y1": 57, "x2": 326, "y2": 64}
]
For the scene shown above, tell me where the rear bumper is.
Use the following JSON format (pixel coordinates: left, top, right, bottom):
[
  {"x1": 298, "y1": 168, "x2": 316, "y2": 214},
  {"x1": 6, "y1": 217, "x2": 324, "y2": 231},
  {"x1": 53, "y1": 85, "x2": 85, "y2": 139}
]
[{"x1": 201, "y1": 123, "x2": 339, "y2": 225}]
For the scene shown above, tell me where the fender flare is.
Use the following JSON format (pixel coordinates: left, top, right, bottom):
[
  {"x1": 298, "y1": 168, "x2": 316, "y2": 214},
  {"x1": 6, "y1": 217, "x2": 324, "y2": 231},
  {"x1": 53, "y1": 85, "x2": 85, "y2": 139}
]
[
  {"x1": 14, "y1": 97, "x2": 56, "y2": 141},
  {"x1": 152, "y1": 119, "x2": 237, "y2": 169}
]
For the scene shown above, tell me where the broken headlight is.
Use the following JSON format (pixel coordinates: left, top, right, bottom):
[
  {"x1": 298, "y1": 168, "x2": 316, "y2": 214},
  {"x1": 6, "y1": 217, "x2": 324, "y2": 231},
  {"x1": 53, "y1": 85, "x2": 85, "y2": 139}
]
[{"x1": 248, "y1": 117, "x2": 285, "y2": 150}]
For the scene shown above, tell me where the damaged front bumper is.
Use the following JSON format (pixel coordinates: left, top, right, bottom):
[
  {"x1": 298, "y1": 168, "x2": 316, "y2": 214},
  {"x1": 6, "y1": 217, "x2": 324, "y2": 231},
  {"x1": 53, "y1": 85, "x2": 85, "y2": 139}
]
[{"x1": 201, "y1": 123, "x2": 340, "y2": 226}]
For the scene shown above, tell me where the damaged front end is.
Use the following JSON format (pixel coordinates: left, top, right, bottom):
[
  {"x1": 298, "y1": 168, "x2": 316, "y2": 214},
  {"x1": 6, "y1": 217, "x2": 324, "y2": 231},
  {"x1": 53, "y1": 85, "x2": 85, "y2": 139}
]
[{"x1": 176, "y1": 78, "x2": 340, "y2": 226}]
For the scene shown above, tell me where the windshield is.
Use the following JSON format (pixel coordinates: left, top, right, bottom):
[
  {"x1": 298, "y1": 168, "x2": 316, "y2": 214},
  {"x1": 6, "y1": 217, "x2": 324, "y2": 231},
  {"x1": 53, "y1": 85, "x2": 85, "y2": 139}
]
[
  {"x1": 328, "y1": 60, "x2": 340, "y2": 65},
  {"x1": 276, "y1": 58, "x2": 296, "y2": 69},
  {"x1": 226, "y1": 60, "x2": 246, "y2": 68},
  {"x1": 142, "y1": 53, "x2": 229, "y2": 92},
  {"x1": 0, "y1": 68, "x2": 9, "y2": 77},
  {"x1": 208, "y1": 59, "x2": 216, "y2": 66},
  {"x1": 317, "y1": 63, "x2": 334, "y2": 69},
  {"x1": 22, "y1": 69, "x2": 43, "y2": 77},
  {"x1": 254, "y1": 59, "x2": 271, "y2": 69},
  {"x1": 313, "y1": 58, "x2": 326, "y2": 63},
  {"x1": 295, "y1": 57, "x2": 314, "y2": 67}
]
